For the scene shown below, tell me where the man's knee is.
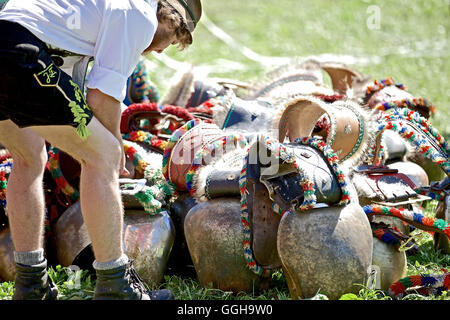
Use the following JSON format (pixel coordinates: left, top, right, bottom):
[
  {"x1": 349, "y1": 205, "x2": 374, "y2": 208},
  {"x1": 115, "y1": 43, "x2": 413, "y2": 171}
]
[
  {"x1": 81, "y1": 137, "x2": 123, "y2": 174},
  {"x1": 9, "y1": 144, "x2": 47, "y2": 174}
]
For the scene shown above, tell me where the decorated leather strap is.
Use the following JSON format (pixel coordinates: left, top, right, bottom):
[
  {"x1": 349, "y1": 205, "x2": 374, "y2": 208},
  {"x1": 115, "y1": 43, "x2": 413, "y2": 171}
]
[
  {"x1": 370, "y1": 113, "x2": 450, "y2": 177},
  {"x1": 162, "y1": 119, "x2": 202, "y2": 180},
  {"x1": 122, "y1": 130, "x2": 167, "y2": 153},
  {"x1": 367, "y1": 105, "x2": 449, "y2": 166},
  {"x1": 371, "y1": 220, "x2": 421, "y2": 255},
  {"x1": 388, "y1": 272, "x2": 450, "y2": 299},
  {"x1": 126, "y1": 59, "x2": 160, "y2": 104},
  {"x1": 364, "y1": 77, "x2": 407, "y2": 101},
  {"x1": 123, "y1": 142, "x2": 175, "y2": 215},
  {"x1": 162, "y1": 119, "x2": 225, "y2": 191},
  {"x1": 373, "y1": 97, "x2": 436, "y2": 118},
  {"x1": 380, "y1": 107, "x2": 449, "y2": 155},
  {"x1": 47, "y1": 147, "x2": 80, "y2": 205},
  {"x1": 185, "y1": 133, "x2": 248, "y2": 195},
  {"x1": 239, "y1": 135, "x2": 351, "y2": 277},
  {"x1": 0, "y1": 160, "x2": 13, "y2": 208},
  {"x1": 363, "y1": 204, "x2": 450, "y2": 239}
]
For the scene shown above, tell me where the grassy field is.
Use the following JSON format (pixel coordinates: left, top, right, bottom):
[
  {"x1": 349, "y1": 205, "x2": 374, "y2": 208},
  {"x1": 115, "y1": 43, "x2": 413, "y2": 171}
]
[
  {"x1": 1, "y1": 0, "x2": 449, "y2": 301},
  {"x1": 151, "y1": 0, "x2": 449, "y2": 138}
]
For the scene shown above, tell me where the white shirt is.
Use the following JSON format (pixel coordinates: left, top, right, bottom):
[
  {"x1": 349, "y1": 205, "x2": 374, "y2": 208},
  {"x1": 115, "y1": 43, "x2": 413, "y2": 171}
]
[{"x1": 0, "y1": 0, "x2": 158, "y2": 102}]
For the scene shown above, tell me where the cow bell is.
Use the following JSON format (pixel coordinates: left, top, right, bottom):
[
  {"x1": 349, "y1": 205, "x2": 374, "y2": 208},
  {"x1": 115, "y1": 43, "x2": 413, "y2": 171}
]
[
  {"x1": 277, "y1": 203, "x2": 373, "y2": 300},
  {"x1": 371, "y1": 237, "x2": 407, "y2": 291},
  {"x1": 0, "y1": 227, "x2": 15, "y2": 282},
  {"x1": 184, "y1": 198, "x2": 272, "y2": 293},
  {"x1": 53, "y1": 201, "x2": 175, "y2": 286}
]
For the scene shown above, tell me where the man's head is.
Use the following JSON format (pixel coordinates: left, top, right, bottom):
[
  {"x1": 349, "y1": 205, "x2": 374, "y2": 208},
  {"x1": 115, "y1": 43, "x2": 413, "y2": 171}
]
[{"x1": 146, "y1": 0, "x2": 202, "y2": 53}]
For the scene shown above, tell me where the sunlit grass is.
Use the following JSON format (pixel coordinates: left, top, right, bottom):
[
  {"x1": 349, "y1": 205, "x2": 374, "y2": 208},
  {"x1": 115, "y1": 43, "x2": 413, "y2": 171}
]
[{"x1": 150, "y1": 0, "x2": 449, "y2": 138}]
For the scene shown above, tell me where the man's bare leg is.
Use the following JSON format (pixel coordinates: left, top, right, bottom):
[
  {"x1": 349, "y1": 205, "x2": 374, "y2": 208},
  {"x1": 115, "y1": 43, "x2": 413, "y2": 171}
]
[
  {"x1": 29, "y1": 117, "x2": 124, "y2": 263},
  {"x1": 0, "y1": 117, "x2": 172, "y2": 299},
  {"x1": 0, "y1": 121, "x2": 47, "y2": 253},
  {"x1": 0, "y1": 117, "x2": 124, "y2": 263}
]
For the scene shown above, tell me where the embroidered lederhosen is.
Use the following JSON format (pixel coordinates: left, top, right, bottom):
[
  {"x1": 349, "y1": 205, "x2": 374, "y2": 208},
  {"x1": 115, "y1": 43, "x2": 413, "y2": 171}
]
[{"x1": 0, "y1": 20, "x2": 93, "y2": 139}]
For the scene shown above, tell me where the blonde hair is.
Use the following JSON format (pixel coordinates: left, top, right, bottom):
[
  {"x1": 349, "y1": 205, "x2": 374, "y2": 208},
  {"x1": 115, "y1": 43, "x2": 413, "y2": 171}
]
[{"x1": 157, "y1": 0, "x2": 193, "y2": 50}]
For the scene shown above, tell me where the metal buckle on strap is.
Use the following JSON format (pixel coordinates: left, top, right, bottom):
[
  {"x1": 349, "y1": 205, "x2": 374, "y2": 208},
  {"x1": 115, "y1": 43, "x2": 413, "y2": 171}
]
[
  {"x1": 119, "y1": 178, "x2": 148, "y2": 195},
  {"x1": 259, "y1": 163, "x2": 298, "y2": 202}
]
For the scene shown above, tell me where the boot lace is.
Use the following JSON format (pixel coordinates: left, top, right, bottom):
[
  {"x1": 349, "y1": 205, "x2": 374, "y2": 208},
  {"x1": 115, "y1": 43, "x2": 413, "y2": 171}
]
[{"x1": 125, "y1": 260, "x2": 150, "y2": 296}]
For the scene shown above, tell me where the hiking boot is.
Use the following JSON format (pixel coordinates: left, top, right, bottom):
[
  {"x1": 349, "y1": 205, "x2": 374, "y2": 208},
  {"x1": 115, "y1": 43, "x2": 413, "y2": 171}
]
[
  {"x1": 13, "y1": 260, "x2": 58, "y2": 300},
  {"x1": 94, "y1": 260, "x2": 174, "y2": 300}
]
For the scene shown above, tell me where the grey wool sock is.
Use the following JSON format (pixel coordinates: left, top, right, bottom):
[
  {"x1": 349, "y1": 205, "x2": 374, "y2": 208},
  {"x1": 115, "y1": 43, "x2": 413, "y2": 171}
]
[
  {"x1": 93, "y1": 254, "x2": 129, "y2": 271},
  {"x1": 14, "y1": 248, "x2": 45, "y2": 266}
]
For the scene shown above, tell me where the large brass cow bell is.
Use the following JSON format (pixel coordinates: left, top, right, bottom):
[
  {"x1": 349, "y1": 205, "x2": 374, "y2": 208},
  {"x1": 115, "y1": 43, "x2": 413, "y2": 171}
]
[
  {"x1": 184, "y1": 199, "x2": 272, "y2": 293},
  {"x1": 407, "y1": 152, "x2": 446, "y2": 183},
  {"x1": 0, "y1": 227, "x2": 15, "y2": 281},
  {"x1": 277, "y1": 203, "x2": 373, "y2": 300},
  {"x1": 53, "y1": 201, "x2": 175, "y2": 286},
  {"x1": 123, "y1": 210, "x2": 175, "y2": 286},
  {"x1": 53, "y1": 201, "x2": 91, "y2": 268},
  {"x1": 387, "y1": 161, "x2": 429, "y2": 188},
  {"x1": 371, "y1": 238, "x2": 407, "y2": 291}
]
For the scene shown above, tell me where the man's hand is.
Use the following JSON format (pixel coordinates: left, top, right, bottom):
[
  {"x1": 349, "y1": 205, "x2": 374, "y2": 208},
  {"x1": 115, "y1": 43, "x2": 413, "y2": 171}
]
[{"x1": 86, "y1": 88, "x2": 130, "y2": 176}]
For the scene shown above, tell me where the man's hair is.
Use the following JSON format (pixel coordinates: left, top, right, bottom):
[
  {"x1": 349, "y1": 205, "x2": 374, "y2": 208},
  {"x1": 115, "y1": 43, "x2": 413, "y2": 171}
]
[{"x1": 156, "y1": 0, "x2": 193, "y2": 50}]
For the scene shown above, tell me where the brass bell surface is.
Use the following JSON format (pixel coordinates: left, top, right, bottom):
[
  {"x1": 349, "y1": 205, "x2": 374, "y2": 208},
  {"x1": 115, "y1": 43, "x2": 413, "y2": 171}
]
[
  {"x1": 0, "y1": 227, "x2": 15, "y2": 282},
  {"x1": 184, "y1": 199, "x2": 272, "y2": 293},
  {"x1": 53, "y1": 201, "x2": 176, "y2": 286},
  {"x1": 277, "y1": 203, "x2": 373, "y2": 300},
  {"x1": 53, "y1": 201, "x2": 91, "y2": 268},
  {"x1": 123, "y1": 210, "x2": 175, "y2": 286},
  {"x1": 387, "y1": 161, "x2": 429, "y2": 188},
  {"x1": 406, "y1": 152, "x2": 445, "y2": 183},
  {"x1": 434, "y1": 195, "x2": 450, "y2": 254},
  {"x1": 371, "y1": 238, "x2": 407, "y2": 291}
]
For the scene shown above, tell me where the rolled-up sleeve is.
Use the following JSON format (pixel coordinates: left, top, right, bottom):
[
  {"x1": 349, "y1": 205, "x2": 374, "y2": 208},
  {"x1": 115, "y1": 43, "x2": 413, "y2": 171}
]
[{"x1": 86, "y1": 1, "x2": 157, "y2": 102}]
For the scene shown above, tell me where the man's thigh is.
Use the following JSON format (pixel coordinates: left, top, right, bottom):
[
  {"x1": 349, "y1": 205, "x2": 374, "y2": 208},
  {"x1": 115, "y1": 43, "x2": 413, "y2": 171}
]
[
  {"x1": 0, "y1": 117, "x2": 120, "y2": 173},
  {"x1": 0, "y1": 120, "x2": 46, "y2": 162},
  {"x1": 29, "y1": 117, "x2": 121, "y2": 167}
]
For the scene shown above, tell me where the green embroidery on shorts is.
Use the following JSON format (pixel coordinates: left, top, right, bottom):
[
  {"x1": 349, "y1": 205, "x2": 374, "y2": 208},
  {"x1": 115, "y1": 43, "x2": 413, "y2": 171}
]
[
  {"x1": 69, "y1": 80, "x2": 92, "y2": 139},
  {"x1": 36, "y1": 63, "x2": 59, "y2": 86}
]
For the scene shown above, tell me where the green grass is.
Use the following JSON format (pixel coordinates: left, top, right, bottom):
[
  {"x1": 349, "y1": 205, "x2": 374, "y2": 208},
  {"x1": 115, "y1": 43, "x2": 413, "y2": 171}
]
[
  {"x1": 0, "y1": 204, "x2": 448, "y2": 301},
  {"x1": 1, "y1": 203, "x2": 448, "y2": 300},
  {"x1": 1, "y1": 0, "x2": 449, "y2": 301},
  {"x1": 0, "y1": 232, "x2": 448, "y2": 300}
]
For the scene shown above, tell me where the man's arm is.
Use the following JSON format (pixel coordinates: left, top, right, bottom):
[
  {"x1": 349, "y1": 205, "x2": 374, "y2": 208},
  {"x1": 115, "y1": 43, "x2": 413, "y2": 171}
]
[
  {"x1": 86, "y1": 88, "x2": 121, "y2": 139},
  {"x1": 86, "y1": 88, "x2": 128, "y2": 175}
]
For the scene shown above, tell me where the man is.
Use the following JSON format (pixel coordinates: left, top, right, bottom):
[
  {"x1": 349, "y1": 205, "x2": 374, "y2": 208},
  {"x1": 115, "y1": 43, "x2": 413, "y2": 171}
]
[{"x1": 0, "y1": 0, "x2": 202, "y2": 300}]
